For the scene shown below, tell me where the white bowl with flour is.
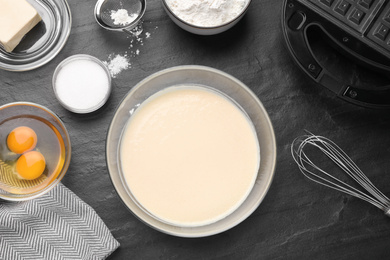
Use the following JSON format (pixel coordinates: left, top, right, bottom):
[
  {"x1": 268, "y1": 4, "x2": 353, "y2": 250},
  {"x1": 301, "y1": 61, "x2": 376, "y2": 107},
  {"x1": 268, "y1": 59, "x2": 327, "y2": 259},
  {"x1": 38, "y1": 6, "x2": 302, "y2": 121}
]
[{"x1": 162, "y1": 0, "x2": 251, "y2": 35}]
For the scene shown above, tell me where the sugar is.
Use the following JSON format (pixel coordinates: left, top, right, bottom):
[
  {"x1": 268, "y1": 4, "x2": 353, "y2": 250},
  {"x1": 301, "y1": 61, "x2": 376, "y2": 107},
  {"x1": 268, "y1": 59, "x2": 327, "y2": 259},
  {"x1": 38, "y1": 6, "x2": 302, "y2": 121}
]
[{"x1": 55, "y1": 59, "x2": 110, "y2": 112}]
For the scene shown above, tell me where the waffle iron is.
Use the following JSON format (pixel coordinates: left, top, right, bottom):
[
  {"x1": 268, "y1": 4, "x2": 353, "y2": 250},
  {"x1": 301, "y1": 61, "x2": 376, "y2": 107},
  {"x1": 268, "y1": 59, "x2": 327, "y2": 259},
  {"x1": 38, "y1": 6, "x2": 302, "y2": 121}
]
[{"x1": 282, "y1": 0, "x2": 390, "y2": 108}]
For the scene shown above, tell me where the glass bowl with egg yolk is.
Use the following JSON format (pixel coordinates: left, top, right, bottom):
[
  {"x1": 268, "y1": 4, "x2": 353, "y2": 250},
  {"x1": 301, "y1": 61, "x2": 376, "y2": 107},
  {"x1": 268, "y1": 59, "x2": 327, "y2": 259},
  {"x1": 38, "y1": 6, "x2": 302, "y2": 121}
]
[{"x1": 0, "y1": 102, "x2": 71, "y2": 201}]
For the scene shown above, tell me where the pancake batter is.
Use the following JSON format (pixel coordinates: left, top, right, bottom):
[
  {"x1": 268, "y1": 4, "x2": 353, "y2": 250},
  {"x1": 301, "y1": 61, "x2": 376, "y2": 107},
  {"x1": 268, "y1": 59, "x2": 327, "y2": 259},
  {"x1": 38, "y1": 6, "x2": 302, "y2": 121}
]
[{"x1": 120, "y1": 85, "x2": 260, "y2": 227}]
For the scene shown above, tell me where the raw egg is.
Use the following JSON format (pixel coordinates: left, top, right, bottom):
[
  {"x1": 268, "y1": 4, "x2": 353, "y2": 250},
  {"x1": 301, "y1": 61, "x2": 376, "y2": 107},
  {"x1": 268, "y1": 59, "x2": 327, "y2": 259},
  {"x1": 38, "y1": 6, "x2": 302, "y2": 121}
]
[
  {"x1": 16, "y1": 151, "x2": 46, "y2": 180},
  {"x1": 7, "y1": 126, "x2": 38, "y2": 154}
]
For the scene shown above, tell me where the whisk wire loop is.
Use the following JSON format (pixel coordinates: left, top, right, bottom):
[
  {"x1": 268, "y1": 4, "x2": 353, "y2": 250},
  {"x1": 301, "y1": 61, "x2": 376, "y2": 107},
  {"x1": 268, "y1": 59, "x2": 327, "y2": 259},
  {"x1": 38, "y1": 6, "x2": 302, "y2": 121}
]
[
  {"x1": 294, "y1": 145, "x2": 383, "y2": 209},
  {"x1": 315, "y1": 137, "x2": 387, "y2": 203},
  {"x1": 291, "y1": 134, "x2": 390, "y2": 215}
]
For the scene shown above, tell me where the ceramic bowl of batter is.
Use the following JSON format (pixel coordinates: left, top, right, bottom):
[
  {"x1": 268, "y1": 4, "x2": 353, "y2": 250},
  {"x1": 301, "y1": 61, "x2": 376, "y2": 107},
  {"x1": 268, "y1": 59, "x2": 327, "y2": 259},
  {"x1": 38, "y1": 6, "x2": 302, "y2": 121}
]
[
  {"x1": 161, "y1": 0, "x2": 252, "y2": 35},
  {"x1": 106, "y1": 65, "x2": 276, "y2": 237}
]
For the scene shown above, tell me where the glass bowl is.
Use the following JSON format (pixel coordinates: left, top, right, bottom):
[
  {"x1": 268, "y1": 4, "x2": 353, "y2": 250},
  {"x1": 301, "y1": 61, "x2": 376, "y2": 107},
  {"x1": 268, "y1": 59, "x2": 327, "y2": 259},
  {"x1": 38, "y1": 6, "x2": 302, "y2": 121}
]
[
  {"x1": 161, "y1": 0, "x2": 252, "y2": 35},
  {"x1": 0, "y1": 0, "x2": 72, "y2": 71},
  {"x1": 106, "y1": 65, "x2": 276, "y2": 237},
  {"x1": 0, "y1": 102, "x2": 71, "y2": 201},
  {"x1": 52, "y1": 54, "x2": 112, "y2": 114}
]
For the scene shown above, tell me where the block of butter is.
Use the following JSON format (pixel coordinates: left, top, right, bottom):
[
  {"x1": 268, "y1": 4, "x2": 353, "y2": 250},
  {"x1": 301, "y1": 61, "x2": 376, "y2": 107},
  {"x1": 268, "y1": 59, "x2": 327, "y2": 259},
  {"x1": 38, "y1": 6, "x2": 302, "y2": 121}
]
[{"x1": 0, "y1": 0, "x2": 42, "y2": 52}]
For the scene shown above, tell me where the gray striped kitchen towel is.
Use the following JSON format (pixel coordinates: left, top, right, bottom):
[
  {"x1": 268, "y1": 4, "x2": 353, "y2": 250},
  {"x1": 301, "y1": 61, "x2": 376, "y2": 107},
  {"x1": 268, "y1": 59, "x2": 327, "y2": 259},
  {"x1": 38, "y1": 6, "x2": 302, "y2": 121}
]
[{"x1": 0, "y1": 183, "x2": 120, "y2": 260}]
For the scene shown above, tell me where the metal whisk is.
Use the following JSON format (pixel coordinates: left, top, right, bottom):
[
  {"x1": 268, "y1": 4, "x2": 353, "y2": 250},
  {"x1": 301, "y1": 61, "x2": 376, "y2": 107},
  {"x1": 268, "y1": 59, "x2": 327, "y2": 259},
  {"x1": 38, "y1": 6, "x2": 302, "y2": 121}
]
[{"x1": 291, "y1": 133, "x2": 390, "y2": 217}]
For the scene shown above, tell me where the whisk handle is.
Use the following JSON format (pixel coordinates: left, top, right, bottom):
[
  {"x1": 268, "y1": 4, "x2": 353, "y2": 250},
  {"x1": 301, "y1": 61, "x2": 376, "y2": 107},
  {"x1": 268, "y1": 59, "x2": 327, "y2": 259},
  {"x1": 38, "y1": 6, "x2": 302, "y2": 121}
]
[{"x1": 385, "y1": 208, "x2": 390, "y2": 217}]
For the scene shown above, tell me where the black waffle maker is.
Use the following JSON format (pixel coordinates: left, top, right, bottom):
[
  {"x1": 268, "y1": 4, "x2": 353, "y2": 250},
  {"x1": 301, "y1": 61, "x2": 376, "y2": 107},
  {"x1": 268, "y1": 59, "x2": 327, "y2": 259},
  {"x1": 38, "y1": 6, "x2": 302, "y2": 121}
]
[{"x1": 282, "y1": 0, "x2": 390, "y2": 108}]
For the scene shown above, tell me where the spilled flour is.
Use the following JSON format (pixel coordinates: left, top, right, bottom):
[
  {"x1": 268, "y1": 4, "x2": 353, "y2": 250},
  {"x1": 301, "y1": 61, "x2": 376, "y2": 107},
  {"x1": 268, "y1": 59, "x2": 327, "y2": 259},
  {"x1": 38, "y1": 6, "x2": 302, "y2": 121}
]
[
  {"x1": 103, "y1": 54, "x2": 130, "y2": 78},
  {"x1": 102, "y1": 21, "x2": 157, "y2": 78}
]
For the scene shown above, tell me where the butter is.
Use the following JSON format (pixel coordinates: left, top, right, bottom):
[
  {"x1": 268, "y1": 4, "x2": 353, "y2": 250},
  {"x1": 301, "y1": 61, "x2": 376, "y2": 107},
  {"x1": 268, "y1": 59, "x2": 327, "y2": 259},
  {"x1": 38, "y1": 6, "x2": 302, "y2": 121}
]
[{"x1": 0, "y1": 0, "x2": 42, "y2": 52}]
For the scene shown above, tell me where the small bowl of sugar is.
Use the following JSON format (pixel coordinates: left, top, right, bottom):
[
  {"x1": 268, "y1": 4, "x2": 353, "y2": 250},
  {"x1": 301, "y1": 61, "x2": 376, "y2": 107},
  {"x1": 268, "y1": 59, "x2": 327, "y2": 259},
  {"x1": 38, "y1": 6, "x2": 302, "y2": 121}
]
[
  {"x1": 52, "y1": 54, "x2": 112, "y2": 114},
  {"x1": 161, "y1": 0, "x2": 251, "y2": 35}
]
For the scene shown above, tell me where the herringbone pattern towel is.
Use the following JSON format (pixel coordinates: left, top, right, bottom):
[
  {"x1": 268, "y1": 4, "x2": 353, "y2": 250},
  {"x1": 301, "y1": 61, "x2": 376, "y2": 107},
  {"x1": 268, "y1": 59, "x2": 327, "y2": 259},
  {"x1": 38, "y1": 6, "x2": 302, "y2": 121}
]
[{"x1": 0, "y1": 183, "x2": 120, "y2": 260}]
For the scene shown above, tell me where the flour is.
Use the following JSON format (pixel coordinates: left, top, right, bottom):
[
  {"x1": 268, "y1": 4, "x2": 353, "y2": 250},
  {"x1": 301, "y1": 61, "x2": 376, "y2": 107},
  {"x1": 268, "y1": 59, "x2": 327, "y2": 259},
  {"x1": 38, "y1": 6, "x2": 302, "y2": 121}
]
[
  {"x1": 165, "y1": 0, "x2": 247, "y2": 27},
  {"x1": 110, "y1": 9, "x2": 137, "y2": 26},
  {"x1": 128, "y1": 21, "x2": 143, "y2": 36},
  {"x1": 103, "y1": 54, "x2": 130, "y2": 78},
  {"x1": 102, "y1": 22, "x2": 157, "y2": 78}
]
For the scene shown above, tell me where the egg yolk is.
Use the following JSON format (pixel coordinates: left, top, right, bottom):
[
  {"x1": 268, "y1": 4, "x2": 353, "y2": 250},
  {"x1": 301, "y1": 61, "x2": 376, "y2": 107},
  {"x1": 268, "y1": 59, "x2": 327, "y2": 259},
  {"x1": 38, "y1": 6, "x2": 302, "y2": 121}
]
[
  {"x1": 7, "y1": 126, "x2": 38, "y2": 154},
  {"x1": 16, "y1": 151, "x2": 46, "y2": 180}
]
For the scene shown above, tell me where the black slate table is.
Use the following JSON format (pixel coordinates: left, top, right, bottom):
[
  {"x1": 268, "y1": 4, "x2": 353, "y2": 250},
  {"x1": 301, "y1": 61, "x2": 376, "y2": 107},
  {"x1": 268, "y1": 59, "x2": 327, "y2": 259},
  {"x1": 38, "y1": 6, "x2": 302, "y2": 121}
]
[{"x1": 1, "y1": 0, "x2": 390, "y2": 259}]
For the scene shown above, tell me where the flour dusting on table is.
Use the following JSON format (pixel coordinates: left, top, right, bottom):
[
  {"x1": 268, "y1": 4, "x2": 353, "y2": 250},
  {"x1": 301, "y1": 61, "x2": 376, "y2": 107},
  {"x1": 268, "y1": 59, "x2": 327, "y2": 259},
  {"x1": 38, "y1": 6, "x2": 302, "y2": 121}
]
[
  {"x1": 102, "y1": 22, "x2": 157, "y2": 78},
  {"x1": 103, "y1": 54, "x2": 130, "y2": 78}
]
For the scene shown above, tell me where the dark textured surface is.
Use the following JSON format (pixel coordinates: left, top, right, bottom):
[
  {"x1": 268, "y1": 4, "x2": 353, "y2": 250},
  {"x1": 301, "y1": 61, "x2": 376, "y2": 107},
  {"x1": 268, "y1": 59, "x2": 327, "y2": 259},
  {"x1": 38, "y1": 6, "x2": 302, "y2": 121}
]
[{"x1": 1, "y1": 0, "x2": 390, "y2": 259}]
